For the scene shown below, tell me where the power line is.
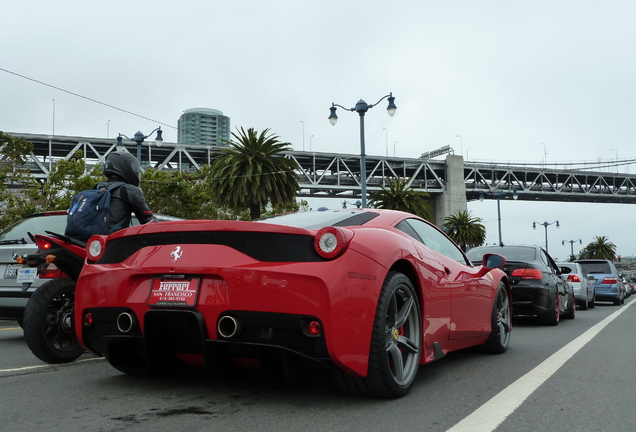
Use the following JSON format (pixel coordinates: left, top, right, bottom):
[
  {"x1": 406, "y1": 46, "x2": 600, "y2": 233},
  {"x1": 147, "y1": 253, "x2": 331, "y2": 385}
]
[{"x1": 0, "y1": 67, "x2": 177, "y2": 130}]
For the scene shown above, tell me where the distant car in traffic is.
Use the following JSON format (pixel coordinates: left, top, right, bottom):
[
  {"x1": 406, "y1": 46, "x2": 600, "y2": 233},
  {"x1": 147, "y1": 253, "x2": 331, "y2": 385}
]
[
  {"x1": 574, "y1": 259, "x2": 624, "y2": 305},
  {"x1": 466, "y1": 244, "x2": 575, "y2": 325},
  {"x1": 559, "y1": 262, "x2": 595, "y2": 310}
]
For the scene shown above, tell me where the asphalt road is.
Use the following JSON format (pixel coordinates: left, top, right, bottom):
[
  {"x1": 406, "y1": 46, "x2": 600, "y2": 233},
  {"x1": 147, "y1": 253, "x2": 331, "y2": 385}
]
[{"x1": 1, "y1": 298, "x2": 635, "y2": 432}]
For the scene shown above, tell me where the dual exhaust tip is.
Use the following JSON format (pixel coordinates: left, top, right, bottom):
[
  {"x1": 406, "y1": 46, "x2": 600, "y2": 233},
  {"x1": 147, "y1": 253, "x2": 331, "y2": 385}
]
[{"x1": 116, "y1": 312, "x2": 242, "y2": 339}]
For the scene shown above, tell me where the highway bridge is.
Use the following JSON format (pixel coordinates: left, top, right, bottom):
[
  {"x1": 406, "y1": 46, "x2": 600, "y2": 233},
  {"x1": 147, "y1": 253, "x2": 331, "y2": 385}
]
[{"x1": 8, "y1": 132, "x2": 636, "y2": 223}]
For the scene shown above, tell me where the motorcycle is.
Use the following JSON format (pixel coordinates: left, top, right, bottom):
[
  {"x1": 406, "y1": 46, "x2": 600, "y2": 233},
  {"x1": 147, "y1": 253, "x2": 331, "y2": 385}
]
[{"x1": 14, "y1": 231, "x2": 86, "y2": 363}]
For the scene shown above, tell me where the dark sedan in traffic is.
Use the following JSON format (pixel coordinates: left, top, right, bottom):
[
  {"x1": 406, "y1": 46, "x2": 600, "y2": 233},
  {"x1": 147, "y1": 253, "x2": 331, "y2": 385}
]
[{"x1": 467, "y1": 245, "x2": 575, "y2": 326}]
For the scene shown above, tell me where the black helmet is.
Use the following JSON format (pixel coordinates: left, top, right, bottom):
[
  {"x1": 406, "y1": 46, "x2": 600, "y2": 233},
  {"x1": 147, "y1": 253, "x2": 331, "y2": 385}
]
[{"x1": 103, "y1": 151, "x2": 142, "y2": 187}]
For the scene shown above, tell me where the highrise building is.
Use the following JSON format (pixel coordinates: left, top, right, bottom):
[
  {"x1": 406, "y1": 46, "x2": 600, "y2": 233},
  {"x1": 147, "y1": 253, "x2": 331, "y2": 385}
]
[{"x1": 177, "y1": 108, "x2": 231, "y2": 146}]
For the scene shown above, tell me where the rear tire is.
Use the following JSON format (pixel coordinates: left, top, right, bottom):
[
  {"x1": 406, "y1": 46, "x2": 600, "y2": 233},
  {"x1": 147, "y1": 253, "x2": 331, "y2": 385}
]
[
  {"x1": 540, "y1": 292, "x2": 560, "y2": 326},
  {"x1": 564, "y1": 294, "x2": 576, "y2": 319},
  {"x1": 334, "y1": 272, "x2": 421, "y2": 398},
  {"x1": 589, "y1": 292, "x2": 596, "y2": 309},
  {"x1": 23, "y1": 279, "x2": 84, "y2": 363}
]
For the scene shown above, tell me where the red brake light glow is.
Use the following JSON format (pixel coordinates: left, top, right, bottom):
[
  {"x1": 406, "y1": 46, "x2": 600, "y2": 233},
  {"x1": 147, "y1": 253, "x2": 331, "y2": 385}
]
[
  {"x1": 602, "y1": 277, "x2": 617, "y2": 284},
  {"x1": 314, "y1": 226, "x2": 348, "y2": 259},
  {"x1": 307, "y1": 321, "x2": 322, "y2": 336},
  {"x1": 567, "y1": 275, "x2": 581, "y2": 282},
  {"x1": 511, "y1": 268, "x2": 543, "y2": 279},
  {"x1": 35, "y1": 238, "x2": 52, "y2": 250}
]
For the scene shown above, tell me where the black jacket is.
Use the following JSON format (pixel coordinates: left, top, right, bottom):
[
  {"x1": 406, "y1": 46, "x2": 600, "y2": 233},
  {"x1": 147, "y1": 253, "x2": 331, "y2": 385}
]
[{"x1": 102, "y1": 178, "x2": 154, "y2": 230}]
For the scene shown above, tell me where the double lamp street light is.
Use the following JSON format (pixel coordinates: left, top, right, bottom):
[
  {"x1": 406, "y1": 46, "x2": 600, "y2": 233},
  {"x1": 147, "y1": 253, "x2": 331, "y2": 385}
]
[
  {"x1": 328, "y1": 93, "x2": 397, "y2": 208},
  {"x1": 533, "y1": 220, "x2": 560, "y2": 253},
  {"x1": 116, "y1": 127, "x2": 164, "y2": 163}
]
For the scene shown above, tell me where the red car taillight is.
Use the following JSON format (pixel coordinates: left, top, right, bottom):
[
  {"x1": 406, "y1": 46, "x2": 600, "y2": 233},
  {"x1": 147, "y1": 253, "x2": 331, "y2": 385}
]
[
  {"x1": 86, "y1": 235, "x2": 107, "y2": 261},
  {"x1": 602, "y1": 277, "x2": 617, "y2": 284},
  {"x1": 511, "y1": 268, "x2": 543, "y2": 279},
  {"x1": 314, "y1": 227, "x2": 349, "y2": 259},
  {"x1": 567, "y1": 275, "x2": 581, "y2": 282}
]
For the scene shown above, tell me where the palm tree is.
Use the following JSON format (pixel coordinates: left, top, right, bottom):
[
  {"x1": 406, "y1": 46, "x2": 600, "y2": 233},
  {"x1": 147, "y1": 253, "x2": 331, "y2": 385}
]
[
  {"x1": 208, "y1": 127, "x2": 299, "y2": 219},
  {"x1": 442, "y1": 210, "x2": 486, "y2": 252},
  {"x1": 583, "y1": 236, "x2": 617, "y2": 261},
  {"x1": 370, "y1": 178, "x2": 432, "y2": 219}
]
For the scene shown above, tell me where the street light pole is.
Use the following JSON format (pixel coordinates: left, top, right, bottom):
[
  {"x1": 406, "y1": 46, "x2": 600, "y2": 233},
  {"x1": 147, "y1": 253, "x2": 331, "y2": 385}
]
[
  {"x1": 479, "y1": 189, "x2": 518, "y2": 246},
  {"x1": 532, "y1": 220, "x2": 560, "y2": 252},
  {"x1": 456, "y1": 135, "x2": 463, "y2": 157},
  {"x1": 117, "y1": 127, "x2": 164, "y2": 163},
  {"x1": 562, "y1": 239, "x2": 582, "y2": 261},
  {"x1": 328, "y1": 93, "x2": 397, "y2": 208}
]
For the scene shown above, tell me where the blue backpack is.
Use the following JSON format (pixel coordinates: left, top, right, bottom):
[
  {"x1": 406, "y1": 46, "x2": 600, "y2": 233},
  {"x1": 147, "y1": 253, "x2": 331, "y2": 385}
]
[{"x1": 65, "y1": 182, "x2": 126, "y2": 242}]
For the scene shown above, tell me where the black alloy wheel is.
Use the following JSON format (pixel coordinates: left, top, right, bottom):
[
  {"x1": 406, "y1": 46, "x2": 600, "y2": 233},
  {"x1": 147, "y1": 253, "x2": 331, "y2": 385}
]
[
  {"x1": 334, "y1": 271, "x2": 422, "y2": 398},
  {"x1": 482, "y1": 282, "x2": 511, "y2": 353}
]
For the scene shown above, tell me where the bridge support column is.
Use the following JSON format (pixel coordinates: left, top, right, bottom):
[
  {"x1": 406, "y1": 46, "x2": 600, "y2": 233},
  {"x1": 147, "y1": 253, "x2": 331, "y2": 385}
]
[{"x1": 433, "y1": 154, "x2": 467, "y2": 226}]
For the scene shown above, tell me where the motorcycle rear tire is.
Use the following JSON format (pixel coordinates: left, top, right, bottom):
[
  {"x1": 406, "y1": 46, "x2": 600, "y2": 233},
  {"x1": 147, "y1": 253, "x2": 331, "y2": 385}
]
[{"x1": 23, "y1": 278, "x2": 85, "y2": 364}]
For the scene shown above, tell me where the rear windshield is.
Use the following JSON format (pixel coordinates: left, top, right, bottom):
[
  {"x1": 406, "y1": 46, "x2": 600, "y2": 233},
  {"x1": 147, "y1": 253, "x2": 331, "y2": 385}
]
[
  {"x1": 466, "y1": 246, "x2": 536, "y2": 262},
  {"x1": 0, "y1": 214, "x2": 68, "y2": 244},
  {"x1": 577, "y1": 261, "x2": 612, "y2": 274},
  {"x1": 257, "y1": 210, "x2": 378, "y2": 230}
]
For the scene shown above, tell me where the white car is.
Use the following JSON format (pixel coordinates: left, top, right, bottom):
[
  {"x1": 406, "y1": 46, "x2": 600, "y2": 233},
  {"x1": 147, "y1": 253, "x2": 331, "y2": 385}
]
[{"x1": 560, "y1": 262, "x2": 595, "y2": 310}]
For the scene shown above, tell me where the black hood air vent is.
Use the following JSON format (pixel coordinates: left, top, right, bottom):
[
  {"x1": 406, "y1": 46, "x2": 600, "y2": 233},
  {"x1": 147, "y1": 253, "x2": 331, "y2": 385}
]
[{"x1": 94, "y1": 231, "x2": 322, "y2": 264}]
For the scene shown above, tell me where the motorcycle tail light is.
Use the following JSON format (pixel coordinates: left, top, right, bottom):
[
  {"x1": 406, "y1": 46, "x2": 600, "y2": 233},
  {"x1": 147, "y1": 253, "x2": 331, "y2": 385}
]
[
  {"x1": 39, "y1": 263, "x2": 66, "y2": 279},
  {"x1": 511, "y1": 268, "x2": 543, "y2": 279},
  {"x1": 87, "y1": 235, "x2": 107, "y2": 261},
  {"x1": 314, "y1": 226, "x2": 350, "y2": 259},
  {"x1": 35, "y1": 238, "x2": 52, "y2": 250},
  {"x1": 567, "y1": 275, "x2": 581, "y2": 282},
  {"x1": 602, "y1": 277, "x2": 617, "y2": 284}
]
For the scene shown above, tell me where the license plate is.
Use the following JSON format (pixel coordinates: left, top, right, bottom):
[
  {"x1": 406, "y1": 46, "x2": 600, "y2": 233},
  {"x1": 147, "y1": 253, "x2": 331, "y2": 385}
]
[
  {"x1": 4, "y1": 264, "x2": 24, "y2": 279},
  {"x1": 148, "y1": 277, "x2": 200, "y2": 307},
  {"x1": 17, "y1": 268, "x2": 38, "y2": 283}
]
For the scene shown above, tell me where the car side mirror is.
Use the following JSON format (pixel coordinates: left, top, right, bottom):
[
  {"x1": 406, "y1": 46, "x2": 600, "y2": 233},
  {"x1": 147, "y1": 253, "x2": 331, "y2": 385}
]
[
  {"x1": 587, "y1": 275, "x2": 596, "y2": 281},
  {"x1": 483, "y1": 253, "x2": 505, "y2": 270}
]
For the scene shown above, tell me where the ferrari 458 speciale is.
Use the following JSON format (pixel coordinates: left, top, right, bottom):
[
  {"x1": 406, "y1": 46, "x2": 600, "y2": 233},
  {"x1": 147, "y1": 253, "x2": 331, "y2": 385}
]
[{"x1": 76, "y1": 208, "x2": 511, "y2": 398}]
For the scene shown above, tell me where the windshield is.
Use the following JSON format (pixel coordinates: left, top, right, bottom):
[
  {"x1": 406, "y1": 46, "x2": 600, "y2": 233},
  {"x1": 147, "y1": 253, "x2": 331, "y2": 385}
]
[
  {"x1": 466, "y1": 246, "x2": 537, "y2": 262},
  {"x1": 0, "y1": 214, "x2": 68, "y2": 244},
  {"x1": 577, "y1": 261, "x2": 612, "y2": 274},
  {"x1": 257, "y1": 209, "x2": 378, "y2": 230}
]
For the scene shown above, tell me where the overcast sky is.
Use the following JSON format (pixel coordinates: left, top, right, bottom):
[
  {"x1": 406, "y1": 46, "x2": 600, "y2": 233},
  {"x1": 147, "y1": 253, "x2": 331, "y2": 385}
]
[{"x1": 3, "y1": 1, "x2": 636, "y2": 260}]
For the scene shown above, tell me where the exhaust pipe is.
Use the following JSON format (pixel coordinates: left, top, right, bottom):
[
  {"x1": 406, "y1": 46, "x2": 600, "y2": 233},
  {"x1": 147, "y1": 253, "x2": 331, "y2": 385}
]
[
  {"x1": 217, "y1": 315, "x2": 242, "y2": 338},
  {"x1": 116, "y1": 312, "x2": 137, "y2": 334}
]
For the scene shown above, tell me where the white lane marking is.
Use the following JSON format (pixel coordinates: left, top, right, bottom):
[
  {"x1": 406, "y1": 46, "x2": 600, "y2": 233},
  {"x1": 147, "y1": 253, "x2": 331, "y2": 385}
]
[
  {"x1": 447, "y1": 300, "x2": 636, "y2": 432},
  {"x1": 0, "y1": 356, "x2": 103, "y2": 373}
]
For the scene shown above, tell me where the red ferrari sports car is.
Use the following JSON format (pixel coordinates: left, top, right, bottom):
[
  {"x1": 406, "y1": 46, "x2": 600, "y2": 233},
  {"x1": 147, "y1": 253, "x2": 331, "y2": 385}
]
[{"x1": 75, "y1": 208, "x2": 511, "y2": 398}]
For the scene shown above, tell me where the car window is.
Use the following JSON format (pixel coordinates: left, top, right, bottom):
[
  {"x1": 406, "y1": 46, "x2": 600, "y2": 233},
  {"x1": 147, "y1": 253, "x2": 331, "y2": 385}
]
[
  {"x1": 397, "y1": 218, "x2": 469, "y2": 265},
  {"x1": 577, "y1": 261, "x2": 612, "y2": 274},
  {"x1": 0, "y1": 215, "x2": 68, "y2": 244}
]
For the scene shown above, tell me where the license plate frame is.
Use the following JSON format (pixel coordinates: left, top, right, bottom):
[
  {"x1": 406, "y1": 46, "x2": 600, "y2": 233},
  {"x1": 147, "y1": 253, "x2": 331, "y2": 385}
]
[
  {"x1": 148, "y1": 277, "x2": 200, "y2": 307},
  {"x1": 4, "y1": 264, "x2": 24, "y2": 279}
]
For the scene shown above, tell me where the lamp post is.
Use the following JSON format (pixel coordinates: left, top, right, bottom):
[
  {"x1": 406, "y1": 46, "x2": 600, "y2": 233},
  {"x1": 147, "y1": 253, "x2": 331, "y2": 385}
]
[
  {"x1": 466, "y1": 147, "x2": 472, "y2": 160},
  {"x1": 532, "y1": 220, "x2": 560, "y2": 252},
  {"x1": 329, "y1": 93, "x2": 397, "y2": 208},
  {"x1": 611, "y1": 148, "x2": 618, "y2": 173},
  {"x1": 300, "y1": 120, "x2": 305, "y2": 151},
  {"x1": 562, "y1": 239, "x2": 582, "y2": 261},
  {"x1": 540, "y1": 142, "x2": 547, "y2": 168},
  {"x1": 310, "y1": 135, "x2": 314, "y2": 152},
  {"x1": 342, "y1": 200, "x2": 362, "y2": 209},
  {"x1": 479, "y1": 189, "x2": 518, "y2": 246},
  {"x1": 117, "y1": 127, "x2": 163, "y2": 163},
  {"x1": 456, "y1": 135, "x2": 463, "y2": 157}
]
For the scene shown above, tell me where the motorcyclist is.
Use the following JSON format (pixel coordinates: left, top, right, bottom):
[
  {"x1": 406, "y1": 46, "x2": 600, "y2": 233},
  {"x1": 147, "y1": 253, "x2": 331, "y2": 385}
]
[{"x1": 101, "y1": 151, "x2": 154, "y2": 230}]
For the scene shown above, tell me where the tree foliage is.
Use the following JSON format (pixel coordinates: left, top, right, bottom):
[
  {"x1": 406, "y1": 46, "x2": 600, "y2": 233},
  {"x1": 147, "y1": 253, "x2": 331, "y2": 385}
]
[
  {"x1": 442, "y1": 210, "x2": 486, "y2": 252},
  {"x1": 207, "y1": 127, "x2": 299, "y2": 219},
  {"x1": 370, "y1": 177, "x2": 432, "y2": 220},
  {"x1": 578, "y1": 236, "x2": 617, "y2": 261}
]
